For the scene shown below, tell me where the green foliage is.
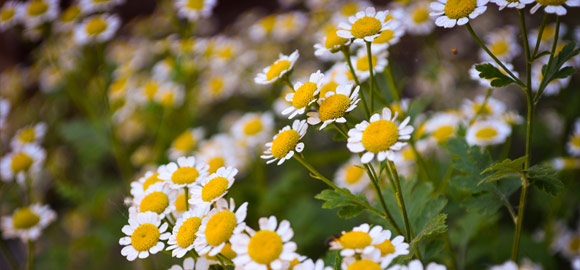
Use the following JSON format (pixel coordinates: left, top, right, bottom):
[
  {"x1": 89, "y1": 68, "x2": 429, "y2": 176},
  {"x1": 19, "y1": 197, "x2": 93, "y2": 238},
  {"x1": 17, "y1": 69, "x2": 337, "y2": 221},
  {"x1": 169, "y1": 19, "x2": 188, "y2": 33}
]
[
  {"x1": 527, "y1": 164, "x2": 564, "y2": 196},
  {"x1": 315, "y1": 188, "x2": 369, "y2": 219},
  {"x1": 479, "y1": 156, "x2": 526, "y2": 184},
  {"x1": 538, "y1": 41, "x2": 580, "y2": 99},
  {"x1": 411, "y1": 213, "x2": 448, "y2": 245},
  {"x1": 474, "y1": 63, "x2": 515, "y2": 87}
]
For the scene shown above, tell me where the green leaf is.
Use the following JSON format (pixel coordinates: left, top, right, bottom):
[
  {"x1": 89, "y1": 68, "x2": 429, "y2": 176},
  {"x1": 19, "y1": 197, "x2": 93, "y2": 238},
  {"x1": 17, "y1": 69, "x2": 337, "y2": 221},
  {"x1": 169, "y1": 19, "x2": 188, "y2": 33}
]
[
  {"x1": 527, "y1": 164, "x2": 564, "y2": 196},
  {"x1": 461, "y1": 193, "x2": 503, "y2": 215},
  {"x1": 533, "y1": 50, "x2": 551, "y2": 60},
  {"x1": 479, "y1": 156, "x2": 526, "y2": 184},
  {"x1": 412, "y1": 213, "x2": 448, "y2": 245},
  {"x1": 445, "y1": 138, "x2": 493, "y2": 192},
  {"x1": 539, "y1": 42, "x2": 580, "y2": 95},
  {"x1": 315, "y1": 188, "x2": 368, "y2": 219},
  {"x1": 553, "y1": 66, "x2": 576, "y2": 79},
  {"x1": 474, "y1": 63, "x2": 515, "y2": 87}
]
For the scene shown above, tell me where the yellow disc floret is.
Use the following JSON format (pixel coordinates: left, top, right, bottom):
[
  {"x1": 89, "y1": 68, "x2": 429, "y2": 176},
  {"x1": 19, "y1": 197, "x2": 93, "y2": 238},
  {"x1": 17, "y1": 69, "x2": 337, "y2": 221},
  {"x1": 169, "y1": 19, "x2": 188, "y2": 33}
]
[
  {"x1": 12, "y1": 207, "x2": 40, "y2": 229},
  {"x1": 432, "y1": 125, "x2": 454, "y2": 142},
  {"x1": 11, "y1": 152, "x2": 34, "y2": 173},
  {"x1": 131, "y1": 224, "x2": 160, "y2": 252},
  {"x1": 61, "y1": 5, "x2": 80, "y2": 22},
  {"x1": 362, "y1": 120, "x2": 399, "y2": 153},
  {"x1": 356, "y1": 55, "x2": 377, "y2": 72},
  {"x1": 444, "y1": 0, "x2": 477, "y2": 19},
  {"x1": 372, "y1": 29, "x2": 394, "y2": 44},
  {"x1": 345, "y1": 165, "x2": 364, "y2": 185},
  {"x1": 205, "y1": 211, "x2": 237, "y2": 246},
  {"x1": 201, "y1": 176, "x2": 229, "y2": 202},
  {"x1": 171, "y1": 167, "x2": 199, "y2": 185},
  {"x1": 350, "y1": 17, "x2": 382, "y2": 39},
  {"x1": 346, "y1": 259, "x2": 382, "y2": 270},
  {"x1": 475, "y1": 127, "x2": 498, "y2": 140},
  {"x1": 208, "y1": 157, "x2": 225, "y2": 174},
  {"x1": 374, "y1": 239, "x2": 395, "y2": 256},
  {"x1": 186, "y1": 0, "x2": 204, "y2": 10},
  {"x1": 248, "y1": 230, "x2": 283, "y2": 264},
  {"x1": 319, "y1": 81, "x2": 338, "y2": 99},
  {"x1": 318, "y1": 94, "x2": 350, "y2": 121},
  {"x1": 271, "y1": 130, "x2": 300, "y2": 159},
  {"x1": 173, "y1": 132, "x2": 195, "y2": 152},
  {"x1": 536, "y1": 0, "x2": 566, "y2": 6},
  {"x1": 490, "y1": 40, "x2": 509, "y2": 57},
  {"x1": 27, "y1": 0, "x2": 48, "y2": 16},
  {"x1": 85, "y1": 17, "x2": 108, "y2": 36},
  {"x1": 339, "y1": 231, "x2": 372, "y2": 249},
  {"x1": 244, "y1": 118, "x2": 263, "y2": 136},
  {"x1": 325, "y1": 30, "x2": 348, "y2": 50},
  {"x1": 139, "y1": 192, "x2": 169, "y2": 214},
  {"x1": 143, "y1": 173, "x2": 163, "y2": 191},
  {"x1": 412, "y1": 7, "x2": 430, "y2": 23},
  {"x1": 266, "y1": 60, "x2": 291, "y2": 81},
  {"x1": 292, "y1": 82, "x2": 318, "y2": 109},
  {"x1": 176, "y1": 217, "x2": 202, "y2": 248},
  {"x1": 1, "y1": 8, "x2": 15, "y2": 21},
  {"x1": 174, "y1": 193, "x2": 188, "y2": 212},
  {"x1": 18, "y1": 128, "x2": 36, "y2": 143}
]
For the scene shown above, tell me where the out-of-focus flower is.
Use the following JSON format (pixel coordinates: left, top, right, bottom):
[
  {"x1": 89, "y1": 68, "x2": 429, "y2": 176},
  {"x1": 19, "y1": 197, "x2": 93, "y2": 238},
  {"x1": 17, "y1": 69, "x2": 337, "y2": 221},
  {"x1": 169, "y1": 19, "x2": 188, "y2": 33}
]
[
  {"x1": 490, "y1": 0, "x2": 534, "y2": 9},
  {"x1": 10, "y1": 122, "x2": 47, "y2": 149},
  {"x1": 387, "y1": 259, "x2": 447, "y2": 270},
  {"x1": 1, "y1": 204, "x2": 56, "y2": 241},
  {"x1": 168, "y1": 128, "x2": 205, "y2": 161},
  {"x1": 351, "y1": 49, "x2": 388, "y2": 81},
  {"x1": 567, "y1": 119, "x2": 580, "y2": 156},
  {"x1": 175, "y1": 0, "x2": 217, "y2": 22},
  {"x1": 73, "y1": 14, "x2": 121, "y2": 44},
  {"x1": 79, "y1": 0, "x2": 124, "y2": 14},
  {"x1": 404, "y1": 2, "x2": 435, "y2": 35},
  {"x1": 334, "y1": 157, "x2": 371, "y2": 194},
  {"x1": 466, "y1": 120, "x2": 512, "y2": 146},
  {"x1": 1, "y1": 144, "x2": 46, "y2": 183},
  {"x1": 479, "y1": 27, "x2": 521, "y2": 62},
  {"x1": 18, "y1": 0, "x2": 59, "y2": 28},
  {"x1": 0, "y1": 1, "x2": 21, "y2": 30},
  {"x1": 423, "y1": 112, "x2": 461, "y2": 144}
]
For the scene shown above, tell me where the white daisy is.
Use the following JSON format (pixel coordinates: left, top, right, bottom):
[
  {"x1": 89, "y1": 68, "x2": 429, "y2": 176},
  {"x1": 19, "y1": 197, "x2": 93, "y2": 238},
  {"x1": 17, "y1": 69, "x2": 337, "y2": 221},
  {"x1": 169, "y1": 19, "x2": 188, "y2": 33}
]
[
  {"x1": 567, "y1": 119, "x2": 580, "y2": 156},
  {"x1": 373, "y1": 231, "x2": 410, "y2": 266},
  {"x1": 430, "y1": 0, "x2": 488, "y2": 28},
  {"x1": 282, "y1": 70, "x2": 325, "y2": 119},
  {"x1": 490, "y1": 0, "x2": 534, "y2": 9},
  {"x1": 528, "y1": 23, "x2": 568, "y2": 52},
  {"x1": 479, "y1": 27, "x2": 521, "y2": 62},
  {"x1": 336, "y1": 7, "x2": 391, "y2": 42},
  {"x1": 0, "y1": 144, "x2": 46, "y2": 183},
  {"x1": 175, "y1": 0, "x2": 217, "y2": 22},
  {"x1": 255, "y1": 50, "x2": 299, "y2": 85},
  {"x1": 334, "y1": 156, "x2": 371, "y2": 194},
  {"x1": 197, "y1": 134, "x2": 249, "y2": 174},
  {"x1": 354, "y1": 19, "x2": 405, "y2": 53},
  {"x1": 461, "y1": 96, "x2": 506, "y2": 119},
  {"x1": 469, "y1": 62, "x2": 519, "y2": 88},
  {"x1": 387, "y1": 259, "x2": 447, "y2": 270},
  {"x1": 313, "y1": 25, "x2": 352, "y2": 60},
  {"x1": 1, "y1": 204, "x2": 56, "y2": 241},
  {"x1": 189, "y1": 166, "x2": 237, "y2": 207},
  {"x1": 231, "y1": 216, "x2": 298, "y2": 270},
  {"x1": 272, "y1": 11, "x2": 308, "y2": 42},
  {"x1": 130, "y1": 171, "x2": 165, "y2": 199},
  {"x1": 249, "y1": 15, "x2": 277, "y2": 41},
  {"x1": 155, "y1": 82, "x2": 185, "y2": 108},
  {"x1": 18, "y1": 0, "x2": 59, "y2": 28},
  {"x1": 168, "y1": 127, "x2": 206, "y2": 161},
  {"x1": 79, "y1": 0, "x2": 124, "y2": 14},
  {"x1": 340, "y1": 248, "x2": 391, "y2": 269},
  {"x1": 119, "y1": 212, "x2": 170, "y2": 261},
  {"x1": 466, "y1": 120, "x2": 512, "y2": 146},
  {"x1": 347, "y1": 107, "x2": 414, "y2": 164},
  {"x1": 307, "y1": 84, "x2": 360, "y2": 129},
  {"x1": 10, "y1": 122, "x2": 47, "y2": 149},
  {"x1": 129, "y1": 183, "x2": 177, "y2": 218},
  {"x1": 230, "y1": 112, "x2": 275, "y2": 150},
  {"x1": 330, "y1": 223, "x2": 394, "y2": 258},
  {"x1": 73, "y1": 14, "x2": 121, "y2": 45},
  {"x1": 261, "y1": 119, "x2": 308, "y2": 165},
  {"x1": 351, "y1": 49, "x2": 388, "y2": 82},
  {"x1": 531, "y1": 0, "x2": 580, "y2": 15},
  {"x1": 0, "y1": 1, "x2": 20, "y2": 31},
  {"x1": 194, "y1": 198, "x2": 248, "y2": 256},
  {"x1": 198, "y1": 73, "x2": 238, "y2": 104},
  {"x1": 167, "y1": 206, "x2": 210, "y2": 258},
  {"x1": 423, "y1": 112, "x2": 461, "y2": 144},
  {"x1": 168, "y1": 257, "x2": 212, "y2": 270},
  {"x1": 404, "y1": 2, "x2": 435, "y2": 36},
  {"x1": 294, "y1": 259, "x2": 333, "y2": 270},
  {"x1": 158, "y1": 156, "x2": 210, "y2": 189}
]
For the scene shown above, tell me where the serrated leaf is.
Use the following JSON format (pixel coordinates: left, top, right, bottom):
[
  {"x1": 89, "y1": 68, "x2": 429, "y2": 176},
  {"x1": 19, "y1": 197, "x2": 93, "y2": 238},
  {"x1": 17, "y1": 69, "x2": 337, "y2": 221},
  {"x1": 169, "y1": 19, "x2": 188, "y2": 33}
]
[
  {"x1": 412, "y1": 213, "x2": 448, "y2": 245},
  {"x1": 538, "y1": 42, "x2": 580, "y2": 97},
  {"x1": 527, "y1": 164, "x2": 564, "y2": 196},
  {"x1": 478, "y1": 156, "x2": 526, "y2": 184},
  {"x1": 553, "y1": 66, "x2": 576, "y2": 79},
  {"x1": 475, "y1": 63, "x2": 515, "y2": 87},
  {"x1": 315, "y1": 188, "x2": 368, "y2": 219}
]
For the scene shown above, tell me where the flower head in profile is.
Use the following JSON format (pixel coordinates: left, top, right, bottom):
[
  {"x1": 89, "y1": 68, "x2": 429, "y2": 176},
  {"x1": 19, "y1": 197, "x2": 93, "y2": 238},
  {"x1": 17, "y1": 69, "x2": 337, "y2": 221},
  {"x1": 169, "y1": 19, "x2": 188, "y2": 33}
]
[
  {"x1": 1, "y1": 204, "x2": 56, "y2": 241},
  {"x1": 405, "y1": 2, "x2": 435, "y2": 35},
  {"x1": 566, "y1": 119, "x2": 580, "y2": 156},
  {"x1": 261, "y1": 120, "x2": 308, "y2": 165},
  {"x1": 307, "y1": 84, "x2": 360, "y2": 129},
  {"x1": 168, "y1": 127, "x2": 205, "y2": 160},
  {"x1": 282, "y1": 71, "x2": 325, "y2": 119},
  {"x1": 531, "y1": 0, "x2": 580, "y2": 15},
  {"x1": 337, "y1": 7, "x2": 391, "y2": 42},
  {"x1": 430, "y1": 0, "x2": 488, "y2": 28},
  {"x1": 119, "y1": 212, "x2": 170, "y2": 261},
  {"x1": 0, "y1": 1, "x2": 20, "y2": 30},
  {"x1": 79, "y1": 0, "x2": 124, "y2": 14},
  {"x1": 423, "y1": 112, "x2": 461, "y2": 144},
  {"x1": 347, "y1": 108, "x2": 413, "y2": 164},
  {"x1": 10, "y1": 122, "x2": 47, "y2": 149},
  {"x1": 314, "y1": 25, "x2": 352, "y2": 59},
  {"x1": 466, "y1": 120, "x2": 512, "y2": 146},
  {"x1": 73, "y1": 14, "x2": 121, "y2": 45},
  {"x1": 18, "y1": 0, "x2": 58, "y2": 27},
  {"x1": 255, "y1": 50, "x2": 299, "y2": 85},
  {"x1": 169, "y1": 257, "x2": 213, "y2": 270},
  {"x1": 335, "y1": 157, "x2": 372, "y2": 194}
]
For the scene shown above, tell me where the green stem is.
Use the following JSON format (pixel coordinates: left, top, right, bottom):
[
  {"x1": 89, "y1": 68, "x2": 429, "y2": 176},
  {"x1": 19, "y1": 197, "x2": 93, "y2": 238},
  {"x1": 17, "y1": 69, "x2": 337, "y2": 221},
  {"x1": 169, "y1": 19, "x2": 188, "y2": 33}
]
[
  {"x1": 535, "y1": 16, "x2": 560, "y2": 102},
  {"x1": 27, "y1": 240, "x2": 33, "y2": 270},
  {"x1": 532, "y1": 13, "x2": 549, "y2": 58},
  {"x1": 518, "y1": 9, "x2": 533, "y2": 96},
  {"x1": 465, "y1": 23, "x2": 526, "y2": 88},
  {"x1": 444, "y1": 231, "x2": 458, "y2": 270},
  {"x1": 469, "y1": 88, "x2": 493, "y2": 125},
  {"x1": 184, "y1": 186, "x2": 189, "y2": 211},
  {"x1": 387, "y1": 161, "x2": 413, "y2": 242},
  {"x1": 342, "y1": 47, "x2": 370, "y2": 118},
  {"x1": 365, "y1": 42, "x2": 376, "y2": 113},
  {"x1": 364, "y1": 162, "x2": 402, "y2": 235},
  {"x1": 283, "y1": 76, "x2": 295, "y2": 91},
  {"x1": 511, "y1": 173, "x2": 530, "y2": 261},
  {"x1": 384, "y1": 63, "x2": 401, "y2": 102}
]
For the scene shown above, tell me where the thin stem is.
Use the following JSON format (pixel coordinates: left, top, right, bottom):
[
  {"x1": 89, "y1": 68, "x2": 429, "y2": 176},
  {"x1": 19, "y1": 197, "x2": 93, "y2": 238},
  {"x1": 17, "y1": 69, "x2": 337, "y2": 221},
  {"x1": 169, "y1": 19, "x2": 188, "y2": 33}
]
[
  {"x1": 184, "y1": 186, "x2": 189, "y2": 211},
  {"x1": 469, "y1": 88, "x2": 493, "y2": 125},
  {"x1": 518, "y1": 9, "x2": 532, "y2": 98},
  {"x1": 283, "y1": 76, "x2": 295, "y2": 91},
  {"x1": 365, "y1": 42, "x2": 376, "y2": 112},
  {"x1": 342, "y1": 47, "x2": 370, "y2": 118},
  {"x1": 334, "y1": 123, "x2": 348, "y2": 138},
  {"x1": 532, "y1": 13, "x2": 549, "y2": 58},
  {"x1": 494, "y1": 188, "x2": 517, "y2": 224},
  {"x1": 384, "y1": 63, "x2": 401, "y2": 102},
  {"x1": 444, "y1": 231, "x2": 458, "y2": 270},
  {"x1": 535, "y1": 16, "x2": 560, "y2": 101},
  {"x1": 27, "y1": 240, "x2": 33, "y2": 270},
  {"x1": 364, "y1": 162, "x2": 403, "y2": 235},
  {"x1": 511, "y1": 174, "x2": 530, "y2": 261},
  {"x1": 387, "y1": 161, "x2": 413, "y2": 241},
  {"x1": 465, "y1": 23, "x2": 526, "y2": 89}
]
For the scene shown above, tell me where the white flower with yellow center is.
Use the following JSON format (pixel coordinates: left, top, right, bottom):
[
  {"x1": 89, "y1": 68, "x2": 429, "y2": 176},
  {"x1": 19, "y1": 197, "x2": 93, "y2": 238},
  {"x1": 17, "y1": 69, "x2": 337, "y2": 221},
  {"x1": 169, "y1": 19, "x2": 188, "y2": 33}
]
[
  {"x1": 130, "y1": 182, "x2": 177, "y2": 218},
  {"x1": 158, "y1": 156, "x2": 209, "y2": 189},
  {"x1": 130, "y1": 171, "x2": 165, "y2": 198},
  {"x1": 255, "y1": 50, "x2": 299, "y2": 85},
  {"x1": 469, "y1": 62, "x2": 519, "y2": 88},
  {"x1": 336, "y1": 1, "x2": 373, "y2": 18},
  {"x1": 374, "y1": 232, "x2": 410, "y2": 266},
  {"x1": 337, "y1": 7, "x2": 390, "y2": 42},
  {"x1": 79, "y1": 0, "x2": 124, "y2": 14},
  {"x1": 295, "y1": 259, "x2": 333, "y2": 270},
  {"x1": 231, "y1": 112, "x2": 274, "y2": 149},
  {"x1": 194, "y1": 198, "x2": 248, "y2": 256},
  {"x1": 567, "y1": 120, "x2": 580, "y2": 156},
  {"x1": 167, "y1": 206, "x2": 210, "y2": 258},
  {"x1": 314, "y1": 24, "x2": 352, "y2": 60},
  {"x1": 189, "y1": 166, "x2": 237, "y2": 207},
  {"x1": 490, "y1": 0, "x2": 534, "y2": 9},
  {"x1": 108, "y1": 76, "x2": 133, "y2": 102},
  {"x1": 282, "y1": 71, "x2": 325, "y2": 119},
  {"x1": 531, "y1": 59, "x2": 571, "y2": 96},
  {"x1": 488, "y1": 260, "x2": 540, "y2": 270},
  {"x1": 354, "y1": 19, "x2": 405, "y2": 53},
  {"x1": 154, "y1": 82, "x2": 185, "y2": 108},
  {"x1": 10, "y1": 122, "x2": 46, "y2": 149},
  {"x1": 249, "y1": 15, "x2": 278, "y2": 41},
  {"x1": 169, "y1": 257, "x2": 212, "y2": 270},
  {"x1": 330, "y1": 224, "x2": 396, "y2": 258},
  {"x1": 404, "y1": 2, "x2": 435, "y2": 35},
  {"x1": 528, "y1": 23, "x2": 567, "y2": 52},
  {"x1": 347, "y1": 108, "x2": 413, "y2": 164},
  {"x1": 272, "y1": 12, "x2": 308, "y2": 42},
  {"x1": 479, "y1": 27, "x2": 521, "y2": 62},
  {"x1": 231, "y1": 216, "x2": 298, "y2": 270},
  {"x1": 335, "y1": 156, "x2": 372, "y2": 193},
  {"x1": 387, "y1": 259, "x2": 447, "y2": 270},
  {"x1": 0, "y1": 144, "x2": 45, "y2": 183},
  {"x1": 307, "y1": 84, "x2": 360, "y2": 129},
  {"x1": 423, "y1": 112, "x2": 461, "y2": 144},
  {"x1": 351, "y1": 49, "x2": 388, "y2": 81},
  {"x1": 0, "y1": 1, "x2": 20, "y2": 31},
  {"x1": 1, "y1": 204, "x2": 56, "y2": 241},
  {"x1": 119, "y1": 212, "x2": 170, "y2": 261},
  {"x1": 261, "y1": 119, "x2": 308, "y2": 165},
  {"x1": 73, "y1": 14, "x2": 121, "y2": 45},
  {"x1": 430, "y1": 0, "x2": 488, "y2": 28},
  {"x1": 466, "y1": 120, "x2": 512, "y2": 146},
  {"x1": 461, "y1": 96, "x2": 506, "y2": 119},
  {"x1": 169, "y1": 128, "x2": 206, "y2": 161},
  {"x1": 17, "y1": 0, "x2": 58, "y2": 27},
  {"x1": 199, "y1": 74, "x2": 237, "y2": 104},
  {"x1": 531, "y1": 0, "x2": 580, "y2": 15},
  {"x1": 341, "y1": 250, "x2": 391, "y2": 270},
  {"x1": 197, "y1": 134, "x2": 248, "y2": 174},
  {"x1": 500, "y1": 111, "x2": 524, "y2": 126},
  {"x1": 175, "y1": 0, "x2": 217, "y2": 22},
  {"x1": 325, "y1": 63, "x2": 353, "y2": 86}
]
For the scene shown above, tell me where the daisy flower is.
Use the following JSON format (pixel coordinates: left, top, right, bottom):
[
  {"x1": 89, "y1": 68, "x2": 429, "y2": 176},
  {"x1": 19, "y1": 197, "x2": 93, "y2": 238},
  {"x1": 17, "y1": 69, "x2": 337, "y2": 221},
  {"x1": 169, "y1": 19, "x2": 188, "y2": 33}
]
[
  {"x1": 387, "y1": 259, "x2": 447, "y2": 270},
  {"x1": 430, "y1": 0, "x2": 488, "y2": 28},
  {"x1": 529, "y1": 23, "x2": 567, "y2": 52},
  {"x1": 347, "y1": 108, "x2": 413, "y2": 164},
  {"x1": 175, "y1": 0, "x2": 217, "y2": 22},
  {"x1": 169, "y1": 257, "x2": 212, "y2": 270},
  {"x1": 307, "y1": 84, "x2": 360, "y2": 129},
  {"x1": 249, "y1": 15, "x2": 277, "y2": 41},
  {"x1": 272, "y1": 11, "x2": 308, "y2": 42},
  {"x1": 294, "y1": 259, "x2": 333, "y2": 270},
  {"x1": 404, "y1": 2, "x2": 435, "y2": 36},
  {"x1": 10, "y1": 122, "x2": 47, "y2": 149},
  {"x1": 0, "y1": 144, "x2": 46, "y2": 183},
  {"x1": 336, "y1": 1, "x2": 373, "y2": 18},
  {"x1": 130, "y1": 171, "x2": 165, "y2": 198},
  {"x1": 261, "y1": 119, "x2": 308, "y2": 165},
  {"x1": 18, "y1": 0, "x2": 58, "y2": 28},
  {"x1": 73, "y1": 14, "x2": 121, "y2": 45},
  {"x1": 461, "y1": 96, "x2": 506, "y2": 119},
  {"x1": 490, "y1": 0, "x2": 534, "y2": 9},
  {"x1": 489, "y1": 260, "x2": 541, "y2": 270},
  {"x1": 423, "y1": 112, "x2": 461, "y2": 144},
  {"x1": 158, "y1": 156, "x2": 209, "y2": 189},
  {"x1": 155, "y1": 82, "x2": 185, "y2": 108},
  {"x1": 189, "y1": 166, "x2": 238, "y2": 207},
  {"x1": 336, "y1": 7, "x2": 390, "y2": 42},
  {"x1": 255, "y1": 50, "x2": 299, "y2": 85},
  {"x1": 231, "y1": 216, "x2": 298, "y2": 270},
  {"x1": 198, "y1": 74, "x2": 238, "y2": 104},
  {"x1": 119, "y1": 212, "x2": 170, "y2": 261},
  {"x1": 479, "y1": 27, "x2": 521, "y2": 62},
  {"x1": 1, "y1": 204, "x2": 56, "y2": 241},
  {"x1": 230, "y1": 112, "x2": 275, "y2": 149},
  {"x1": 168, "y1": 127, "x2": 205, "y2": 160},
  {"x1": 130, "y1": 183, "x2": 177, "y2": 218},
  {"x1": 282, "y1": 70, "x2": 325, "y2": 119},
  {"x1": 351, "y1": 49, "x2": 388, "y2": 81},
  {"x1": 567, "y1": 119, "x2": 580, "y2": 156},
  {"x1": 79, "y1": 0, "x2": 124, "y2": 14},
  {"x1": 0, "y1": 1, "x2": 20, "y2": 31},
  {"x1": 466, "y1": 120, "x2": 512, "y2": 146},
  {"x1": 194, "y1": 198, "x2": 248, "y2": 256},
  {"x1": 355, "y1": 19, "x2": 405, "y2": 53},
  {"x1": 374, "y1": 232, "x2": 410, "y2": 266},
  {"x1": 313, "y1": 25, "x2": 352, "y2": 59},
  {"x1": 108, "y1": 76, "x2": 133, "y2": 102},
  {"x1": 334, "y1": 157, "x2": 371, "y2": 194},
  {"x1": 469, "y1": 62, "x2": 519, "y2": 88},
  {"x1": 341, "y1": 248, "x2": 391, "y2": 269},
  {"x1": 551, "y1": 156, "x2": 580, "y2": 170},
  {"x1": 167, "y1": 206, "x2": 210, "y2": 258},
  {"x1": 197, "y1": 134, "x2": 248, "y2": 174},
  {"x1": 531, "y1": 0, "x2": 580, "y2": 15}
]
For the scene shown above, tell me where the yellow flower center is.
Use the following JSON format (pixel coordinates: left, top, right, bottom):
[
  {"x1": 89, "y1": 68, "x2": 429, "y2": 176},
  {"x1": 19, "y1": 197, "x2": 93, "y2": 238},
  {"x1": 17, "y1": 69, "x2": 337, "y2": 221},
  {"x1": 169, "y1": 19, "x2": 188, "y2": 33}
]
[
  {"x1": 260, "y1": 15, "x2": 277, "y2": 34},
  {"x1": 345, "y1": 165, "x2": 364, "y2": 185},
  {"x1": 18, "y1": 128, "x2": 36, "y2": 143},
  {"x1": 402, "y1": 147, "x2": 415, "y2": 161},
  {"x1": 325, "y1": 30, "x2": 348, "y2": 49},
  {"x1": 536, "y1": 0, "x2": 566, "y2": 6},
  {"x1": 11, "y1": 152, "x2": 34, "y2": 173},
  {"x1": 319, "y1": 94, "x2": 350, "y2": 121},
  {"x1": 131, "y1": 223, "x2": 160, "y2": 252},
  {"x1": 432, "y1": 125, "x2": 454, "y2": 142},
  {"x1": 569, "y1": 235, "x2": 580, "y2": 252},
  {"x1": 412, "y1": 7, "x2": 430, "y2": 23},
  {"x1": 475, "y1": 127, "x2": 498, "y2": 140},
  {"x1": 209, "y1": 77, "x2": 224, "y2": 95},
  {"x1": 361, "y1": 120, "x2": 399, "y2": 153},
  {"x1": 109, "y1": 77, "x2": 127, "y2": 95},
  {"x1": 340, "y1": 2, "x2": 358, "y2": 16},
  {"x1": 61, "y1": 5, "x2": 80, "y2": 23},
  {"x1": 144, "y1": 81, "x2": 158, "y2": 100},
  {"x1": 444, "y1": 0, "x2": 477, "y2": 19},
  {"x1": 248, "y1": 230, "x2": 283, "y2": 265},
  {"x1": 490, "y1": 40, "x2": 509, "y2": 57},
  {"x1": 339, "y1": 231, "x2": 372, "y2": 249},
  {"x1": 12, "y1": 208, "x2": 40, "y2": 229},
  {"x1": 571, "y1": 135, "x2": 580, "y2": 147},
  {"x1": 472, "y1": 103, "x2": 491, "y2": 115},
  {"x1": 244, "y1": 118, "x2": 263, "y2": 136},
  {"x1": 173, "y1": 132, "x2": 195, "y2": 152},
  {"x1": 143, "y1": 173, "x2": 163, "y2": 191},
  {"x1": 271, "y1": 130, "x2": 300, "y2": 159},
  {"x1": 205, "y1": 211, "x2": 236, "y2": 246},
  {"x1": 350, "y1": 17, "x2": 382, "y2": 39},
  {"x1": 176, "y1": 216, "x2": 202, "y2": 248},
  {"x1": 218, "y1": 46, "x2": 233, "y2": 60},
  {"x1": 85, "y1": 17, "x2": 108, "y2": 36},
  {"x1": 175, "y1": 193, "x2": 188, "y2": 212},
  {"x1": 346, "y1": 260, "x2": 382, "y2": 270},
  {"x1": 266, "y1": 60, "x2": 291, "y2": 81},
  {"x1": 139, "y1": 192, "x2": 169, "y2": 214},
  {"x1": 171, "y1": 167, "x2": 199, "y2": 185},
  {"x1": 372, "y1": 29, "x2": 394, "y2": 44},
  {"x1": 356, "y1": 55, "x2": 377, "y2": 72},
  {"x1": 319, "y1": 81, "x2": 338, "y2": 99},
  {"x1": 27, "y1": 0, "x2": 48, "y2": 17},
  {"x1": 221, "y1": 242, "x2": 237, "y2": 259},
  {"x1": 1, "y1": 8, "x2": 15, "y2": 21},
  {"x1": 201, "y1": 176, "x2": 229, "y2": 202},
  {"x1": 186, "y1": 0, "x2": 204, "y2": 10},
  {"x1": 374, "y1": 239, "x2": 395, "y2": 256},
  {"x1": 160, "y1": 92, "x2": 175, "y2": 107},
  {"x1": 541, "y1": 25, "x2": 555, "y2": 42},
  {"x1": 292, "y1": 82, "x2": 317, "y2": 109},
  {"x1": 208, "y1": 157, "x2": 225, "y2": 174}
]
